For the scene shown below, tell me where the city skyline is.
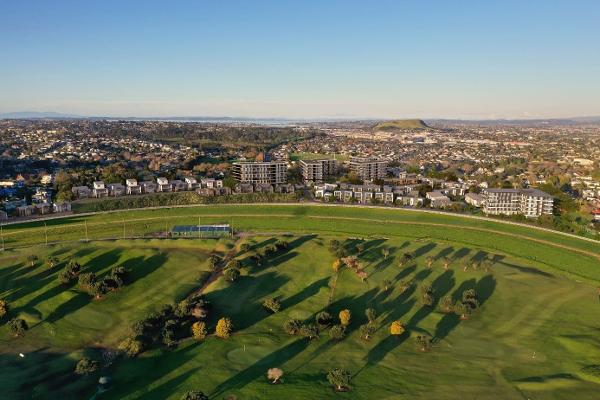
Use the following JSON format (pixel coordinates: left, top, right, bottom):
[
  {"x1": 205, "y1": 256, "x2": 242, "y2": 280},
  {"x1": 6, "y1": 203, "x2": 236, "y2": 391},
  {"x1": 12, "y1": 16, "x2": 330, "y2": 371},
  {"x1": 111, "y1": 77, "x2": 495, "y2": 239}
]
[{"x1": 2, "y1": 1, "x2": 599, "y2": 119}]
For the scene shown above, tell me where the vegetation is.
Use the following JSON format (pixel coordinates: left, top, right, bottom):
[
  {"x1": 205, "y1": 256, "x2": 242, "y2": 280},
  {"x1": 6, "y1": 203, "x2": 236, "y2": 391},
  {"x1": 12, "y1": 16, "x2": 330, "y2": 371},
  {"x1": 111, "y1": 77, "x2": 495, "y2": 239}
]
[
  {"x1": 75, "y1": 358, "x2": 100, "y2": 375},
  {"x1": 215, "y1": 317, "x2": 233, "y2": 339},
  {"x1": 327, "y1": 368, "x2": 352, "y2": 391},
  {"x1": 374, "y1": 119, "x2": 430, "y2": 131}
]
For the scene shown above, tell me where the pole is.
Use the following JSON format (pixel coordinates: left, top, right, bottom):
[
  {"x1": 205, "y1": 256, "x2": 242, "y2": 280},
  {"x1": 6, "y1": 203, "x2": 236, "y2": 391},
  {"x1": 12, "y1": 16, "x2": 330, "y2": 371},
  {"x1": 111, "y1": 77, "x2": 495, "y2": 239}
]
[
  {"x1": 123, "y1": 218, "x2": 126, "y2": 239},
  {"x1": 44, "y1": 222, "x2": 48, "y2": 246},
  {"x1": 198, "y1": 216, "x2": 201, "y2": 239},
  {"x1": 84, "y1": 219, "x2": 89, "y2": 241}
]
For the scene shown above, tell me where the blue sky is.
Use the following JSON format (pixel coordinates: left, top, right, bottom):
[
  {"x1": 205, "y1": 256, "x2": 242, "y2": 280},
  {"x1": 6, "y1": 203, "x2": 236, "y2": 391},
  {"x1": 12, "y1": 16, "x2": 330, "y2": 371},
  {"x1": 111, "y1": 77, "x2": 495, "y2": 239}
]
[{"x1": 1, "y1": 0, "x2": 599, "y2": 119}]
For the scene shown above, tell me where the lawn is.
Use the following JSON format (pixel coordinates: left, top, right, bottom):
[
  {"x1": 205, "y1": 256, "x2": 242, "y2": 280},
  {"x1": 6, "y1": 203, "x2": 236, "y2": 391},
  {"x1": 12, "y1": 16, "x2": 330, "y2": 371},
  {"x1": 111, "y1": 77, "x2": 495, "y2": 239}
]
[{"x1": 0, "y1": 207, "x2": 599, "y2": 399}]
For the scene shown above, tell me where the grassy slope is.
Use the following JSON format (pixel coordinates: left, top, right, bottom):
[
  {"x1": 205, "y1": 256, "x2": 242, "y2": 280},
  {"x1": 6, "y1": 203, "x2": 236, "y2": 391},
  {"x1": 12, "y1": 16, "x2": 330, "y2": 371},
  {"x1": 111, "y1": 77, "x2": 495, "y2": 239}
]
[
  {"x1": 3, "y1": 205, "x2": 599, "y2": 281},
  {"x1": 2, "y1": 235, "x2": 599, "y2": 399}
]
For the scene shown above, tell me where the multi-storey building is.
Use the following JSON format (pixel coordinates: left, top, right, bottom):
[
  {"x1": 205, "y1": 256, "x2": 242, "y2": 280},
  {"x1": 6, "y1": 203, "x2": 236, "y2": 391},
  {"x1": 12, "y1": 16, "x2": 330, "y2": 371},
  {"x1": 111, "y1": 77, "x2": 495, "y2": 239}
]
[
  {"x1": 232, "y1": 161, "x2": 287, "y2": 184},
  {"x1": 482, "y1": 188, "x2": 553, "y2": 217},
  {"x1": 300, "y1": 159, "x2": 337, "y2": 182},
  {"x1": 349, "y1": 157, "x2": 388, "y2": 181}
]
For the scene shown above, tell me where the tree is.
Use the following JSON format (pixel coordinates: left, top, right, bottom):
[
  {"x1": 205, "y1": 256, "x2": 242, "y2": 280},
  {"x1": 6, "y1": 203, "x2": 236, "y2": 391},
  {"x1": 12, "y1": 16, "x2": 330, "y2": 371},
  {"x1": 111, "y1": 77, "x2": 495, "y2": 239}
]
[
  {"x1": 381, "y1": 279, "x2": 392, "y2": 292},
  {"x1": 365, "y1": 308, "x2": 376, "y2": 323},
  {"x1": 382, "y1": 247, "x2": 390, "y2": 260},
  {"x1": 327, "y1": 368, "x2": 351, "y2": 391},
  {"x1": 299, "y1": 324, "x2": 319, "y2": 339},
  {"x1": 75, "y1": 358, "x2": 99, "y2": 375},
  {"x1": 90, "y1": 280, "x2": 108, "y2": 299},
  {"x1": 180, "y1": 391, "x2": 209, "y2": 400},
  {"x1": 454, "y1": 301, "x2": 471, "y2": 319},
  {"x1": 223, "y1": 267, "x2": 240, "y2": 282},
  {"x1": 356, "y1": 243, "x2": 365, "y2": 254},
  {"x1": 226, "y1": 259, "x2": 241, "y2": 270},
  {"x1": 332, "y1": 259, "x2": 342, "y2": 273},
  {"x1": 359, "y1": 323, "x2": 375, "y2": 340},
  {"x1": 420, "y1": 284, "x2": 435, "y2": 307},
  {"x1": 208, "y1": 255, "x2": 221, "y2": 272},
  {"x1": 399, "y1": 252, "x2": 413, "y2": 266},
  {"x1": 315, "y1": 311, "x2": 332, "y2": 328},
  {"x1": 0, "y1": 299, "x2": 8, "y2": 319},
  {"x1": 78, "y1": 272, "x2": 97, "y2": 289},
  {"x1": 283, "y1": 319, "x2": 302, "y2": 335},
  {"x1": 275, "y1": 240, "x2": 289, "y2": 250},
  {"x1": 27, "y1": 255, "x2": 38, "y2": 267},
  {"x1": 119, "y1": 337, "x2": 144, "y2": 357},
  {"x1": 416, "y1": 335, "x2": 432, "y2": 352},
  {"x1": 267, "y1": 367, "x2": 283, "y2": 383},
  {"x1": 339, "y1": 309, "x2": 351, "y2": 326},
  {"x1": 440, "y1": 296, "x2": 453, "y2": 313},
  {"x1": 215, "y1": 317, "x2": 233, "y2": 339},
  {"x1": 239, "y1": 243, "x2": 251, "y2": 253},
  {"x1": 398, "y1": 280, "x2": 412, "y2": 294},
  {"x1": 356, "y1": 270, "x2": 368, "y2": 282},
  {"x1": 262, "y1": 298, "x2": 281, "y2": 313},
  {"x1": 329, "y1": 325, "x2": 346, "y2": 340},
  {"x1": 462, "y1": 289, "x2": 480, "y2": 310},
  {"x1": 442, "y1": 257, "x2": 451, "y2": 270},
  {"x1": 426, "y1": 256, "x2": 434, "y2": 269},
  {"x1": 191, "y1": 321, "x2": 207, "y2": 340},
  {"x1": 328, "y1": 239, "x2": 341, "y2": 253},
  {"x1": 46, "y1": 256, "x2": 59, "y2": 268},
  {"x1": 390, "y1": 321, "x2": 405, "y2": 336},
  {"x1": 9, "y1": 318, "x2": 28, "y2": 337}
]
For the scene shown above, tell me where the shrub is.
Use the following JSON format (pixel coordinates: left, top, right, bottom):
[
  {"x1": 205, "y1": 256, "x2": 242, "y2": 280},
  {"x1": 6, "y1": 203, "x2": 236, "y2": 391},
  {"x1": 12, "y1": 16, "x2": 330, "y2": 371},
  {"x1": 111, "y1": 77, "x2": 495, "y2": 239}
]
[
  {"x1": 9, "y1": 318, "x2": 28, "y2": 336},
  {"x1": 339, "y1": 309, "x2": 351, "y2": 326},
  {"x1": 215, "y1": 317, "x2": 233, "y2": 339},
  {"x1": 180, "y1": 391, "x2": 209, "y2": 400},
  {"x1": 78, "y1": 272, "x2": 97, "y2": 289},
  {"x1": 299, "y1": 324, "x2": 319, "y2": 339},
  {"x1": 390, "y1": 321, "x2": 405, "y2": 336},
  {"x1": 359, "y1": 323, "x2": 375, "y2": 340},
  {"x1": 283, "y1": 319, "x2": 302, "y2": 335},
  {"x1": 223, "y1": 268, "x2": 240, "y2": 282},
  {"x1": 329, "y1": 325, "x2": 346, "y2": 340},
  {"x1": 119, "y1": 337, "x2": 144, "y2": 357},
  {"x1": 315, "y1": 311, "x2": 332, "y2": 328},
  {"x1": 262, "y1": 298, "x2": 281, "y2": 313},
  {"x1": 327, "y1": 368, "x2": 351, "y2": 391},
  {"x1": 267, "y1": 367, "x2": 283, "y2": 383},
  {"x1": 440, "y1": 296, "x2": 453, "y2": 313},
  {"x1": 191, "y1": 321, "x2": 207, "y2": 340},
  {"x1": 75, "y1": 358, "x2": 99, "y2": 375},
  {"x1": 420, "y1": 284, "x2": 435, "y2": 306},
  {"x1": 0, "y1": 299, "x2": 8, "y2": 318}
]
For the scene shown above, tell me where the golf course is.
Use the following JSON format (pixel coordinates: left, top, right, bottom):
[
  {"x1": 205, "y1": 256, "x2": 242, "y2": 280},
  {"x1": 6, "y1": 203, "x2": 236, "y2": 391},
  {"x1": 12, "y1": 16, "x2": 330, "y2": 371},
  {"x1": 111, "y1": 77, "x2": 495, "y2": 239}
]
[{"x1": 1, "y1": 204, "x2": 599, "y2": 399}]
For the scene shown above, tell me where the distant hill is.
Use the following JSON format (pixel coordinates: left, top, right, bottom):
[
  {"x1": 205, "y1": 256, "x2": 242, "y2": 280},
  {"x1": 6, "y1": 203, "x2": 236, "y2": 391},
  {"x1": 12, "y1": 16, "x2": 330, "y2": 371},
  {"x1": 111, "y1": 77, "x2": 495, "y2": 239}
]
[
  {"x1": 373, "y1": 119, "x2": 431, "y2": 131},
  {"x1": 0, "y1": 111, "x2": 83, "y2": 119}
]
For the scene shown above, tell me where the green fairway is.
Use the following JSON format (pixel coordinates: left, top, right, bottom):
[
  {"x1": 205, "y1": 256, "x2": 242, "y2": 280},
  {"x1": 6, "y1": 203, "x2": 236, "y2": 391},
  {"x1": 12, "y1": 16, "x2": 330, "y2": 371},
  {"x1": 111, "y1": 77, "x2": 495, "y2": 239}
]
[{"x1": 1, "y1": 205, "x2": 599, "y2": 399}]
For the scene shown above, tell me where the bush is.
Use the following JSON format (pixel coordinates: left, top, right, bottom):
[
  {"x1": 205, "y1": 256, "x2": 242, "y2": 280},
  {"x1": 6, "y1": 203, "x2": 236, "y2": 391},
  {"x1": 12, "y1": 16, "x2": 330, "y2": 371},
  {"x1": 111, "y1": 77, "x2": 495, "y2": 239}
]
[
  {"x1": 315, "y1": 311, "x2": 332, "y2": 328},
  {"x1": 329, "y1": 325, "x2": 346, "y2": 340},
  {"x1": 223, "y1": 268, "x2": 240, "y2": 282},
  {"x1": 267, "y1": 367, "x2": 283, "y2": 383},
  {"x1": 327, "y1": 368, "x2": 351, "y2": 391},
  {"x1": 119, "y1": 337, "x2": 144, "y2": 357},
  {"x1": 359, "y1": 323, "x2": 375, "y2": 340},
  {"x1": 9, "y1": 318, "x2": 28, "y2": 336},
  {"x1": 283, "y1": 319, "x2": 302, "y2": 335},
  {"x1": 215, "y1": 317, "x2": 233, "y2": 339},
  {"x1": 0, "y1": 299, "x2": 8, "y2": 319},
  {"x1": 78, "y1": 272, "x2": 97, "y2": 289},
  {"x1": 339, "y1": 309, "x2": 351, "y2": 326},
  {"x1": 299, "y1": 324, "x2": 319, "y2": 340},
  {"x1": 75, "y1": 358, "x2": 100, "y2": 375},
  {"x1": 390, "y1": 321, "x2": 405, "y2": 336},
  {"x1": 191, "y1": 321, "x2": 207, "y2": 340},
  {"x1": 58, "y1": 261, "x2": 82, "y2": 284},
  {"x1": 262, "y1": 298, "x2": 281, "y2": 313},
  {"x1": 180, "y1": 391, "x2": 209, "y2": 400}
]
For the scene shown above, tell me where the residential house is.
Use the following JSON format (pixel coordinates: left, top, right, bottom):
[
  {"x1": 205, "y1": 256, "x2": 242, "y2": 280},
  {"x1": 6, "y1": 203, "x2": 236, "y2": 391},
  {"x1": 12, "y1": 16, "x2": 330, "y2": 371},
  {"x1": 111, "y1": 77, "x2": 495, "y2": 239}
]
[{"x1": 126, "y1": 179, "x2": 142, "y2": 195}]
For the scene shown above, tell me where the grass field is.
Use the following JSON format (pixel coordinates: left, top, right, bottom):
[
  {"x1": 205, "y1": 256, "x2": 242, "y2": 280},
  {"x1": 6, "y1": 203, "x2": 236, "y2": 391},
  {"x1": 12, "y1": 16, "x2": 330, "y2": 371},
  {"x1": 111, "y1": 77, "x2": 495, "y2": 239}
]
[{"x1": 1, "y1": 205, "x2": 599, "y2": 399}]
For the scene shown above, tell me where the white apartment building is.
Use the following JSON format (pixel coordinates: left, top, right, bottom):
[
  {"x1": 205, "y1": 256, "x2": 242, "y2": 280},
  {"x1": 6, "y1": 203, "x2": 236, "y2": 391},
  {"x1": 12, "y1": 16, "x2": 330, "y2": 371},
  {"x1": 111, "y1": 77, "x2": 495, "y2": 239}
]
[
  {"x1": 349, "y1": 157, "x2": 388, "y2": 182},
  {"x1": 482, "y1": 188, "x2": 553, "y2": 218}
]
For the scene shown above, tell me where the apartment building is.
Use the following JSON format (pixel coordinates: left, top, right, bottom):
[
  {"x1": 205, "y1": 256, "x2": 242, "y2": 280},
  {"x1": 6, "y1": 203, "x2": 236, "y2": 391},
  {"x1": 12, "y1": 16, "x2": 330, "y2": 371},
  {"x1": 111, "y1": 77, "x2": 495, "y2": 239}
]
[
  {"x1": 232, "y1": 161, "x2": 287, "y2": 184},
  {"x1": 482, "y1": 188, "x2": 553, "y2": 218},
  {"x1": 349, "y1": 157, "x2": 388, "y2": 181},
  {"x1": 300, "y1": 159, "x2": 337, "y2": 182}
]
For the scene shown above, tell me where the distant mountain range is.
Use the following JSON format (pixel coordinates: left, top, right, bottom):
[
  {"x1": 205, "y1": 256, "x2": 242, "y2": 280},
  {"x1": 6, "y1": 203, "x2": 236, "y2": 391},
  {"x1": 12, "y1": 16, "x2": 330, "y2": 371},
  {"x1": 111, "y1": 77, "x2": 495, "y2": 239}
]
[{"x1": 1, "y1": 111, "x2": 600, "y2": 126}]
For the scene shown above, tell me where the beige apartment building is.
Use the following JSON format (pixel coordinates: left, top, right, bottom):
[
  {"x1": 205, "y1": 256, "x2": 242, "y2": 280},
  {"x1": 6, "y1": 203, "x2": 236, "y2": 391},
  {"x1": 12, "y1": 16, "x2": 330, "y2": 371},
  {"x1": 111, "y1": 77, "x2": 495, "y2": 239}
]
[
  {"x1": 349, "y1": 157, "x2": 388, "y2": 181},
  {"x1": 300, "y1": 159, "x2": 337, "y2": 182}
]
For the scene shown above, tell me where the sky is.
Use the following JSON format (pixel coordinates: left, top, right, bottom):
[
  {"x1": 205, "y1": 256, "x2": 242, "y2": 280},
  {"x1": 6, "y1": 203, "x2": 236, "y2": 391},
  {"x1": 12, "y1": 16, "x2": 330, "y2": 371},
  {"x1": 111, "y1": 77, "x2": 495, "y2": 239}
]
[{"x1": 1, "y1": 0, "x2": 599, "y2": 119}]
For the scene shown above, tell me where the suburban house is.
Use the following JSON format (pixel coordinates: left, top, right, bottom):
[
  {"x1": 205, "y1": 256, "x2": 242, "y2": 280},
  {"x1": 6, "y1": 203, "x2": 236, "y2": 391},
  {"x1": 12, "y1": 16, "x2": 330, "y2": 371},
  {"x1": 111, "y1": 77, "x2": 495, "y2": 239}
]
[
  {"x1": 107, "y1": 183, "x2": 125, "y2": 197},
  {"x1": 426, "y1": 191, "x2": 452, "y2": 208},
  {"x1": 92, "y1": 181, "x2": 108, "y2": 198},
  {"x1": 140, "y1": 181, "x2": 156, "y2": 193},
  {"x1": 465, "y1": 192, "x2": 485, "y2": 207},
  {"x1": 72, "y1": 185, "x2": 91, "y2": 198},
  {"x1": 170, "y1": 180, "x2": 186, "y2": 192},
  {"x1": 184, "y1": 177, "x2": 199, "y2": 190},
  {"x1": 156, "y1": 177, "x2": 171, "y2": 192},
  {"x1": 126, "y1": 179, "x2": 142, "y2": 195},
  {"x1": 53, "y1": 202, "x2": 72, "y2": 213}
]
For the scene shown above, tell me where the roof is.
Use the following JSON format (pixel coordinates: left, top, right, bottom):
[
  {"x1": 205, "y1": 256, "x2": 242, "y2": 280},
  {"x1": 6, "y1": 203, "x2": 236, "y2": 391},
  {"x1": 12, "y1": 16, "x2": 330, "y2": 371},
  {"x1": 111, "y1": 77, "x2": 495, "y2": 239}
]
[{"x1": 171, "y1": 224, "x2": 231, "y2": 233}]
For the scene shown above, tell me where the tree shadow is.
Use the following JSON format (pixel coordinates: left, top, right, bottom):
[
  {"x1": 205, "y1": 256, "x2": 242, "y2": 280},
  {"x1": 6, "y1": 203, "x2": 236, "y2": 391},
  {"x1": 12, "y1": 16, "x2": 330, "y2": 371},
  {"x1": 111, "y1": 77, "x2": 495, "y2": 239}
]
[
  {"x1": 142, "y1": 367, "x2": 202, "y2": 399},
  {"x1": 393, "y1": 265, "x2": 416, "y2": 283},
  {"x1": 434, "y1": 246, "x2": 454, "y2": 261},
  {"x1": 280, "y1": 277, "x2": 330, "y2": 311},
  {"x1": 45, "y1": 291, "x2": 91, "y2": 324},
  {"x1": 210, "y1": 338, "x2": 310, "y2": 398},
  {"x1": 452, "y1": 247, "x2": 471, "y2": 261},
  {"x1": 498, "y1": 260, "x2": 554, "y2": 278},
  {"x1": 364, "y1": 331, "x2": 410, "y2": 367},
  {"x1": 476, "y1": 274, "x2": 496, "y2": 306},
  {"x1": 413, "y1": 242, "x2": 437, "y2": 258}
]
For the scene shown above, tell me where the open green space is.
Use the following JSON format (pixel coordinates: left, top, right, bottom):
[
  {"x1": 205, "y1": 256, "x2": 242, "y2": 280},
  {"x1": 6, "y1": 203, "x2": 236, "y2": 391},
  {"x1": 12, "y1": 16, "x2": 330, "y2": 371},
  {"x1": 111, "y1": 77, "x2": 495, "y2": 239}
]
[{"x1": 1, "y1": 205, "x2": 599, "y2": 399}]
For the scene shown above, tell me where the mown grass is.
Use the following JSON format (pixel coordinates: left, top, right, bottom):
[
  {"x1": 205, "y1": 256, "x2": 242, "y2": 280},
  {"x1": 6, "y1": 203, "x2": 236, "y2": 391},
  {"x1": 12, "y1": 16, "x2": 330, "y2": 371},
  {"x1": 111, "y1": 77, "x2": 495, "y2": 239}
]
[{"x1": 0, "y1": 228, "x2": 599, "y2": 399}]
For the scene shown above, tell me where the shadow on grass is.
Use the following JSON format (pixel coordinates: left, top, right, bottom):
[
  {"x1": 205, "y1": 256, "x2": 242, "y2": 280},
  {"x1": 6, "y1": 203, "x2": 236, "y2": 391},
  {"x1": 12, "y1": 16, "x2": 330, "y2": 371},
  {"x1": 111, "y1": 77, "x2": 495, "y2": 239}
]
[
  {"x1": 210, "y1": 338, "x2": 310, "y2": 398},
  {"x1": 498, "y1": 260, "x2": 554, "y2": 278},
  {"x1": 281, "y1": 277, "x2": 330, "y2": 310},
  {"x1": 413, "y1": 242, "x2": 437, "y2": 258}
]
